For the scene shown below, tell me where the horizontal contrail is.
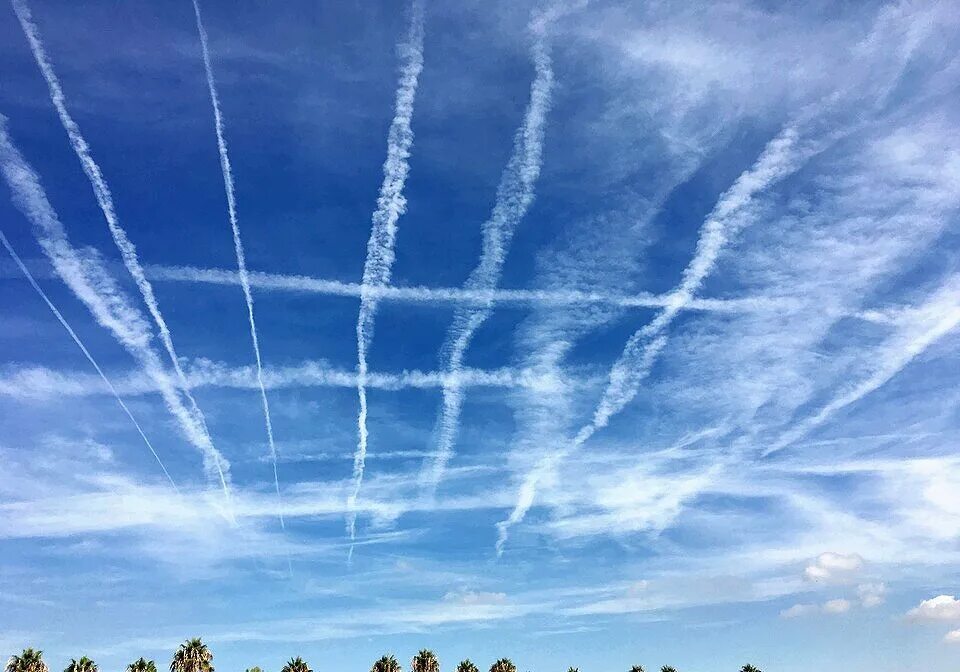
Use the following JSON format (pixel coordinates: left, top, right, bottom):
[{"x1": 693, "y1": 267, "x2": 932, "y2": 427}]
[
  {"x1": 350, "y1": 0, "x2": 426, "y2": 551},
  {"x1": 0, "y1": 228, "x2": 179, "y2": 493},
  {"x1": 0, "y1": 116, "x2": 233, "y2": 514},
  {"x1": 0, "y1": 360, "x2": 584, "y2": 399},
  {"x1": 12, "y1": 0, "x2": 232, "y2": 504}
]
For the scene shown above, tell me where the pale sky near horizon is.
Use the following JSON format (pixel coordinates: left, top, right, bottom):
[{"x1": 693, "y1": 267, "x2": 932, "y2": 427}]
[{"x1": 1, "y1": 0, "x2": 960, "y2": 671}]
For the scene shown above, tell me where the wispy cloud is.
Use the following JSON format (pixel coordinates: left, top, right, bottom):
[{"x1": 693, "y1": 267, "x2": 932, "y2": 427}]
[
  {"x1": 349, "y1": 0, "x2": 426, "y2": 549},
  {"x1": 422, "y1": 12, "x2": 554, "y2": 495},
  {"x1": 11, "y1": 0, "x2": 232, "y2": 506},
  {"x1": 189, "y1": 0, "x2": 286, "y2": 537}
]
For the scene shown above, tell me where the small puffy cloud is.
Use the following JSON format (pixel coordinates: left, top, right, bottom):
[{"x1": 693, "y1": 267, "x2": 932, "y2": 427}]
[
  {"x1": 858, "y1": 583, "x2": 886, "y2": 608},
  {"x1": 907, "y1": 595, "x2": 960, "y2": 622},
  {"x1": 780, "y1": 603, "x2": 818, "y2": 619},
  {"x1": 944, "y1": 630, "x2": 960, "y2": 644},
  {"x1": 823, "y1": 598, "x2": 852, "y2": 614},
  {"x1": 803, "y1": 552, "x2": 864, "y2": 583}
]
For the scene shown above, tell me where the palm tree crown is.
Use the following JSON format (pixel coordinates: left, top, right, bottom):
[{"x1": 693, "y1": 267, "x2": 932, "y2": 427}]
[
  {"x1": 371, "y1": 656, "x2": 401, "y2": 672},
  {"x1": 629, "y1": 667, "x2": 645, "y2": 672},
  {"x1": 127, "y1": 659, "x2": 157, "y2": 672},
  {"x1": 456, "y1": 661, "x2": 478, "y2": 672},
  {"x1": 6, "y1": 649, "x2": 49, "y2": 672},
  {"x1": 64, "y1": 658, "x2": 97, "y2": 672},
  {"x1": 281, "y1": 658, "x2": 311, "y2": 672},
  {"x1": 245, "y1": 667, "x2": 263, "y2": 672},
  {"x1": 170, "y1": 638, "x2": 214, "y2": 672},
  {"x1": 660, "y1": 667, "x2": 678, "y2": 672},
  {"x1": 489, "y1": 659, "x2": 516, "y2": 672},
  {"x1": 740, "y1": 666, "x2": 761, "y2": 672},
  {"x1": 568, "y1": 668, "x2": 580, "y2": 672},
  {"x1": 411, "y1": 651, "x2": 438, "y2": 672}
]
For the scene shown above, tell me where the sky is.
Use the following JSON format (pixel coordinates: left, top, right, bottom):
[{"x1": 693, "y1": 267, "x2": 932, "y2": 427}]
[{"x1": 0, "y1": 0, "x2": 959, "y2": 670}]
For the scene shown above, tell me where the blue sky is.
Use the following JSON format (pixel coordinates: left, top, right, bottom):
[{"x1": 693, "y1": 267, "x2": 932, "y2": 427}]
[{"x1": 1, "y1": 0, "x2": 960, "y2": 670}]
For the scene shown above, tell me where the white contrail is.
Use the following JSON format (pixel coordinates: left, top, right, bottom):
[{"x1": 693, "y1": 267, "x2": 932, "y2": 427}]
[
  {"x1": 12, "y1": 0, "x2": 225, "y2": 490},
  {"x1": 348, "y1": 0, "x2": 425, "y2": 549},
  {"x1": 495, "y1": 122, "x2": 822, "y2": 554},
  {"x1": 189, "y1": 0, "x2": 285, "y2": 532},
  {"x1": 0, "y1": 228, "x2": 179, "y2": 493},
  {"x1": 422, "y1": 24, "x2": 554, "y2": 495},
  {"x1": 0, "y1": 118, "x2": 232, "y2": 511},
  {"x1": 763, "y1": 276, "x2": 960, "y2": 456}
]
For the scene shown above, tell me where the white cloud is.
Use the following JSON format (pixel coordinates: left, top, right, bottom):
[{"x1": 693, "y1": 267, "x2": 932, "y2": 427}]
[
  {"x1": 803, "y1": 552, "x2": 864, "y2": 583},
  {"x1": 858, "y1": 582, "x2": 886, "y2": 608},
  {"x1": 944, "y1": 629, "x2": 960, "y2": 644},
  {"x1": 780, "y1": 603, "x2": 819, "y2": 619},
  {"x1": 907, "y1": 595, "x2": 960, "y2": 622},
  {"x1": 823, "y1": 598, "x2": 852, "y2": 614},
  {"x1": 442, "y1": 590, "x2": 508, "y2": 606}
]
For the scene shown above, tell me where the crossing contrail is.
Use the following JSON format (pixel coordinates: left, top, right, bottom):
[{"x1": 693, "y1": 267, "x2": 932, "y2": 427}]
[
  {"x1": 0, "y1": 228, "x2": 179, "y2": 493},
  {"x1": 0, "y1": 118, "x2": 232, "y2": 511},
  {"x1": 348, "y1": 0, "x2": 426, "y2": 552},
  {"x1": 422, "y1": 22, "x2": 554, "y2": 495},
  {"x1": 189, "y1": 0, "x2": 285, "y2": 533},
  {"x1": 12, "y1": 0, "x2": 231, "y2": 504}
]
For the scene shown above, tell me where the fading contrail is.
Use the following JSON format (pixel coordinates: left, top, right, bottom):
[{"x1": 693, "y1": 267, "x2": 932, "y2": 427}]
[
  {"x1": 0, "y1": 228, "x2": 179, "y2": 493},
  {"x1": 11, "y1": 0, "x2": 232, "y2": 505},
  {"x1": 0, "y1": 118, "x2": 232, "y2": 511},
  {"x1": 763, "y1": 276, "x2": 960, "y2": 456},
  {"x1": 189, "y1": 0, "x2": 285, "y2": 532},
  {"x1": 421, "y1": 21, "x2": 554, "y2": 495},
  {"x1": 348, "y1": 0, "x2": 426, "y2": 551},
  {"x1": 495, "y1": 122, "x2": 824, "y2": 554}
]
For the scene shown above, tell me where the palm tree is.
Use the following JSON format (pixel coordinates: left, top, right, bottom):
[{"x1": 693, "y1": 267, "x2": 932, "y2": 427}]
[
  {"x1": 489, "y1": 660, "x2": 516, "y2": 672},
  {"x1": 456, "y1": 661, "x2": 478, "y2": 672},
  {"x1": 64, "y1": 658, "x2": 97, "y2": 672},
  {"x1": 628, "y1": 667, "x2": 644, "y2": 672},
  {"x1": 411, "y1": 651, "x2": 438, "y2": 672},
  {"x1": 170, "y1": 638, "x2": 214, "y2": 672},
  {"x1": 371, "y1": 656, "x2": 401, "y2": 672},
  {"x1": 6, "y1": 649, "x2": 49, "y2": 672},
  {"x1": 568, "y1": 668, "x2": 580, "y2": 672},
  {"x1": 281, "y1": 658, "x2": 311, "y2": 672},
  {"x1": 245, "y1": 668, "x2": 264, "y2": 672},
  {"x1": 660, "y1": 667, "x2": 677, "y2": 672},
  {"x1": 127, "y1": 659, "x2": 157, "y2": 672},
  {"x1": 740, "y1": 667, "x2": 761, "y2": 672}
]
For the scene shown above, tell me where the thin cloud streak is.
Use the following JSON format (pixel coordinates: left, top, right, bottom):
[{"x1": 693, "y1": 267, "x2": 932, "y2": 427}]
[
  {"x1": 0, "y1": 228, "x2": 179, "y2": 493},
  {"x1": 349, "y1": 0, "x2": 426, "y2": 550},
  {"x1": 496, "y1": 121, "x2": 823, "y2": 554},
  {"x1": 0, "y1": 118, "x2": 231, "y2": 511},
  {"x1": 190, "y1": 0, "x2": 286, "y2": 535},
  {"x1": 11, "y1": 0, "x2": 232, "y2": 503},
  {"x1": 423, "y1": 19, "x2": 554, "y2": 495}
]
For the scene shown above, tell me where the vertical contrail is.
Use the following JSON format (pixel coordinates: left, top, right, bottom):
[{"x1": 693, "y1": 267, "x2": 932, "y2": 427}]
[
  {"x1": 189, "y1": 0, "x2": 285, "y2": 532},
  {"x1": 495, "y1": 123, "x2": 820, "y2": 554},
  {"x1": 0, "y1": 228, "x2": 179, "y2": 493},
  {"x1": 11, "y1": 0, "x2": 230, "y2": 499},
  {"x1": 0, "y1": 118, "x2": 232, "y2": 512},
  {"x1": 348, "y1": 0, "x2": 426, "y2": 551},
  {"x1": 420, "y1": 20, "x2": 554, "y2": 496}
]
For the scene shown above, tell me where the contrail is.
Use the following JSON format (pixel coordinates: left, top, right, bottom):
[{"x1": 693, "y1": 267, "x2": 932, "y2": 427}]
[
  {"x1": 763, "y1": 276, "x2": 960, "y2": 456},
  {"x1": 12, "y1": 0, "x2": 225, "y2": 492},
  {"x1": 189, "y1": 0, "x2": 285, "y2": 533},
  {"x1": 421, "y1": 21, "x2": 554, "y2": 495},
  {"x1": 348, "y1": 0, "x2": 425, "y2": 550},
  {"x1": 0, "y1": 228, "x2": 179, "y2": 493},
  {"x1": 495, "y1": 122, "x2": 823, "y2": 554},
  {"x1": 0, "y1": 118, "x2": 232, "y2": 512}
]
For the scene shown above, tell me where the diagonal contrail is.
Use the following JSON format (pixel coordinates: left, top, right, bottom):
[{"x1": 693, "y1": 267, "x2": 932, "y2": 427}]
[
  {"x1": 495, "y1": 121, "x2": 825, "y2": 554},
  {"x1": 0, "y1": 118, "x2": 232, "y2": 512},
  {"x1": 421, "y1": 20, "x2": 554, "y2": 496},
  {"x1": 348, "y1": 0, "x2": 426, "y2": 553},
  {"x1": 11, "y1": 0, "x2": 231, "y2": 501},
  {"x1": 189, "y1": 0, "x2": 285, "y2": 533},
  {"x1": 0, "y1": 228, "x2": 179, "y2": 493}
]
